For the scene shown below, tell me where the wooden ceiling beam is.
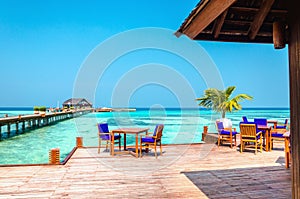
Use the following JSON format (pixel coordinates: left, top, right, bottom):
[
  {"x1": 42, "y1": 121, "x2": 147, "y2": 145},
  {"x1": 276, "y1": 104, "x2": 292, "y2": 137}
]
[
  {"x1": 230, "y1": 6, "x2": 287, "y2": 14},
  {"x1": 213, "y1": 9, "x2": 228, "y2": 38},
  {"x1": 225, "y1": 19, "x2": 272, "y2": 26},
  {"x1": 202, "y1": 29, "x2": 272, "y2": 37},
  {"x1": 248, "y1": 0, "x2": 275, "y2": 40},
  {"x1": 181, "y1": 0, "x2": 237, "y2": 39}
]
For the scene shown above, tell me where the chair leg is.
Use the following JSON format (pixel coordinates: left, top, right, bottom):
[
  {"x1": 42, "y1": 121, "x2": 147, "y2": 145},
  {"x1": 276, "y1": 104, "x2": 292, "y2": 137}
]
[
  {"x1": 230, "y1": 134, "x2": 233, "y2": 148},
  {"x1": 140, "y1": 140, "x2": 142, "y2": 158},
  {"x1": 260, "y1": 139, "x2": 263, "y2": 153},
  {"x1": 240, "y1": 141, "x2": 243, "y2": 153},
  {"x1": 160, "y1": 142, "x2": 162, "y2": 156},
  {"x1": 98, "y1": 138, "x2": 101, "y2": 153},
  {"x1": 119, "y1": 139, "x2": 121, "y2": 151},
  {"x1": 154, "y1": 144, "x2": 157, "y2": 159},
  {"x1": 260, "y1": 141, "x2": 263, "y2": 153},
  {"x1": 218, "y1": 136, "x2": 221, "y2": 148},
  {"x1": 234, "y1": 136, "x2": 237, "y2": 147},
  {"x1": 255, "y1": 142, "x2": 257, "y2": 155}
]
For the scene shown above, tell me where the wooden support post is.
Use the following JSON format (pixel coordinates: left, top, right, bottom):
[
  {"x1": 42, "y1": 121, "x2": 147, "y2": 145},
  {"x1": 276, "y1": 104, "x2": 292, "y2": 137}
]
[
  {"x1": 16, "y1": 122, "x2": 19, "y2": 133},
  {"x1": 22, "y1": 121, "x2": 25, "y2": 132},
  {"x1": 7, "y1": 123, "x2": 10, "y2": 135},
  {"x1": 76, "y1": 137, "x2": 83, "y2": 148},
  {"x1": 202, "y1": 126, "x2": 208, "y2": 141},
  {"x1": 49, "y1": 148, "x2": 60, "y2": 165},
  {"x1": 288, "y1": 1, "x2": 300, "y2": 197},
  {"x1": 273, "y1": 21, "x2": 286, "y2": 49}
]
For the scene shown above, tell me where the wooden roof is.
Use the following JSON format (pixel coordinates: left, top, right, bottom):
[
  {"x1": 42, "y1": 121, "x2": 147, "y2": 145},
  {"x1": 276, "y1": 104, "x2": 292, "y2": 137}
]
[
  {"x1": 176, "y1": 0, "x2": 288, "y2": 44},
  {"x1": 63, "y1": 98, "x2": 92, "y2": 106}
]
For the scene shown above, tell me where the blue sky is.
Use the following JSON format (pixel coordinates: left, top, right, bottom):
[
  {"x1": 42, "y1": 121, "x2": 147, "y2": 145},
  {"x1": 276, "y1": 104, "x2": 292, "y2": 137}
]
[{"x1": 0, "y1": 1, "x2": 289, "y2": 108}]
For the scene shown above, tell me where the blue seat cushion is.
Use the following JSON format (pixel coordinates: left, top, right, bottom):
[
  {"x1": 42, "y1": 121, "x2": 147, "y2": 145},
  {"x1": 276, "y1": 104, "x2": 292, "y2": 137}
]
[
  {"x1": 100, "y1": 135, "x2": 121, "y2": 140},
  {"x1": 98, "y1": 123, "x2": 109, "y2": 133},
  {"x1": 220, "y1": 130, "x2": 238, "y2": 135},
  {"x1": 141, "y1": 137, "x2": 155, "y2": 143},
  {"x1": 276, "y1": 126, "x2": 286, "y2": 129},
  {"x1": 271, "y1": 133, "x2": 284, "y2": 138},
  {"x1": 114, "y1": 135, "x2": 121, "y2": 140}
]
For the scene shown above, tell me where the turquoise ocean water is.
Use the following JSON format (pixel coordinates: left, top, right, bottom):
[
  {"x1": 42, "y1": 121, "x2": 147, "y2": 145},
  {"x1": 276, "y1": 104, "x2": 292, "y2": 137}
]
[{"x1": 0, "y1": 107, "x2": 290, "y2": 165}]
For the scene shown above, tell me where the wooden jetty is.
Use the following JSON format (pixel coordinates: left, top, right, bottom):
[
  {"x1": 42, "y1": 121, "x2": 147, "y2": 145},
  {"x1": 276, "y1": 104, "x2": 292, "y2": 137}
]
[{"x1": 0, "y1": 109, "x2": 93, "y2": 139}]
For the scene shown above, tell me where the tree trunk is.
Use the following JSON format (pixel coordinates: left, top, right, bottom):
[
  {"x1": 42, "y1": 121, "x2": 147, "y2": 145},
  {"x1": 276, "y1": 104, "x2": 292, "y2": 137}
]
[{"x1": 222, "y1": 111, "x2": 225, "y2": 118}]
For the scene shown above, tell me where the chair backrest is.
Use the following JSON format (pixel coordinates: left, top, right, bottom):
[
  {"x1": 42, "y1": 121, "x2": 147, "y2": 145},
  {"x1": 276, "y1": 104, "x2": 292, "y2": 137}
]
[
  {"x1": 240, "y1": 123, "x2": 258, "y2": 137},
  {"x1": 216, "y1": 121, "x2": 224, "y2": 132},
  {"x1": 153, "y1": 124, "x2": 164, "y2": 139},
  {"x1": 284, "y1": 119, "x2": 288, "y2": 126},
  {"x1": 242, "y1": 116, "x2": 248, "y2": 122},
  {"x1": 254, "y1": 118, "x2": 267, "y2": 126},
  {"x1": 97, "y1": 123, "x2": 110, "y2": 139}
]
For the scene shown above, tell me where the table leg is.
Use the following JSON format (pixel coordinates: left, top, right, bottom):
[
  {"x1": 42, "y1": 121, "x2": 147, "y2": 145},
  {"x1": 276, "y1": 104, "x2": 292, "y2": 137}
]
[
  {"x1": 266, "y1": 129, "x2": 269, "y2": 152},
  {"x1": 135, "y1": 133, "x2": 138, "y2": 158},
  {"x1": 111, "y1": 132, "x2": 114, "y2": 156},
  {"x1": 124, "y1": 133, "x2": 127, "y2": 150},
  {"x1": 285, "y1": 137, "x2": 290, "y2": 168}
]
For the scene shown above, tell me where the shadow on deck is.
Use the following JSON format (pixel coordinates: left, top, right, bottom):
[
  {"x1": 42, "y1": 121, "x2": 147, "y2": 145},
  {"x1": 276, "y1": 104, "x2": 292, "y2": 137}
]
[{"x1": 183, "y1": 166, "x2": 291, "y2": 199}]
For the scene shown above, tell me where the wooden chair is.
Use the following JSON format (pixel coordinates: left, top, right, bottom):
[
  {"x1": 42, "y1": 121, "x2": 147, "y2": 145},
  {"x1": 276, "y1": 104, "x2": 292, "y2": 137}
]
[
  {"x1": 97, "y1": 123, "x2": 121, "y2": 154},
  {"x1": 216, "y1": 121, "x2": 238, "y2": 148},
  {"x1": 239, "y1": 123, "x2": 263, "y2": 154},
  {"x1": 270, "y1": 127, "x2": 288, "y2": 151},
  {"x1": 140, "y1": 124, "x2": 164, "y2": 158},
  {"x1": 275, "y1": 119, "x2": 289, "y2": 129}
]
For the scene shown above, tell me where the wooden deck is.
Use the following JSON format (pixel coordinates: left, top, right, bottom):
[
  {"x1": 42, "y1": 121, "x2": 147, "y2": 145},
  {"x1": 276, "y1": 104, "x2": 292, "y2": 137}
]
[{"x1": 0, "y1": 143, "x2": 291, "y2": 198}]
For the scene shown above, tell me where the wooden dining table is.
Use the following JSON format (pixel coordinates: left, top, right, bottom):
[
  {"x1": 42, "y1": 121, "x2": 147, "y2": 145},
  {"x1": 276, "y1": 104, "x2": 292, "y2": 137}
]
[
  {"x1": 257, "y1": 125, "x2": 272, "y2": 152},
  {"x1": 111, "y1": 128, "x2": 149, "y2": 158},
  {"x1": 267, "y1": 120, "x2": 278, "y2": 128}
]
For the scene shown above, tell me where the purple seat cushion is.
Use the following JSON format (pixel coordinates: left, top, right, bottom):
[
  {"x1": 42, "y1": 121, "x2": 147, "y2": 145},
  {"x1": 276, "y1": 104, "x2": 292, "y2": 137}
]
[
  {"x1": 141, "y1": 137, "x2": 155, "y2": 143},
  {"x1": 220, "y1": 130, "x2": 238, "y2": 135},
  {"x1": 271, "y1": 133, "x2": 284, "y2": 138},
  {"x1": 276, "y1": 126, "x2": 286, "y2": 129},
  {"x1": 100, "y1": 135, "x2": 121, "y2": 140}
]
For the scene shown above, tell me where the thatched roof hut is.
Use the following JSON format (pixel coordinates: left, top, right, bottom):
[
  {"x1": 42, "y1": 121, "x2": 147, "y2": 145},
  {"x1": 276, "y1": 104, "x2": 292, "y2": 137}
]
[{"x1": 62, "y1": 98, "x2": 92, "y2": 109}]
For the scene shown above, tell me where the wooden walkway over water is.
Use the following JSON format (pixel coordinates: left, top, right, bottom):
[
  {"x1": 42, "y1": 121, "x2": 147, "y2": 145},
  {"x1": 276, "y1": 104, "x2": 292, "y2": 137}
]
[
  {"x1": 0, "y1": 143, "x2": 291, "y2": 198},
  {"x1": 0, "y1": 109, "x2": 92, "y2": 139}
]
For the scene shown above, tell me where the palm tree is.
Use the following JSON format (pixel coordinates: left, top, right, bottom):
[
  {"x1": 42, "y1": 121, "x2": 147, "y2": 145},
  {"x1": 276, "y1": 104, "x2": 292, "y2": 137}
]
[{"x1": 196, "y1": 86, "x2": 253, "y2": 118}]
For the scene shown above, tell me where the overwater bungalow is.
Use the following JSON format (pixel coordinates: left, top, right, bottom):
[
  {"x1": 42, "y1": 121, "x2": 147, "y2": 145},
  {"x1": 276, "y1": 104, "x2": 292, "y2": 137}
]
[{"x1": 62, "y1": 98, "x2": 93, "y2": 109}]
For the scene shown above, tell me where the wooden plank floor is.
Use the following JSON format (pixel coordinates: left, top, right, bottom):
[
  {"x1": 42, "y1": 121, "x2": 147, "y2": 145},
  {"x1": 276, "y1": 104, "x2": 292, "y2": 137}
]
[{"x1": 0, "y1": 143, "x2": 291, "y2": 198}]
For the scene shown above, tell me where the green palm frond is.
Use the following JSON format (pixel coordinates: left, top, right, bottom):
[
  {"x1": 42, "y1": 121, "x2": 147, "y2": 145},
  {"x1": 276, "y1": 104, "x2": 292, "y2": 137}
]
[{"x1": 196, "y1": 86, "x2": 253, "y2": 118}]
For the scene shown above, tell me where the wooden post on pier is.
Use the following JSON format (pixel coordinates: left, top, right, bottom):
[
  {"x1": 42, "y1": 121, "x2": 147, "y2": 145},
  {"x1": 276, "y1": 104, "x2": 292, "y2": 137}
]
[
  {"x1": 16, "y1": 122, "x2": 19, "y2": 133},
  {"x1": 22, "y1": 121, "x2": 25, "y2": 132},
  {"x1": 49, "y1": 148, "x2": 60, "y2": 165},
  {"x1": 7, "y1": 123, "x2": 10, "y2": 135},
  {"x1": 76, "y1": 137, "x2": 83, "y2": 148},
  {"x1": 202, "y1": 126, "x2": 208, "y2": 141}
]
